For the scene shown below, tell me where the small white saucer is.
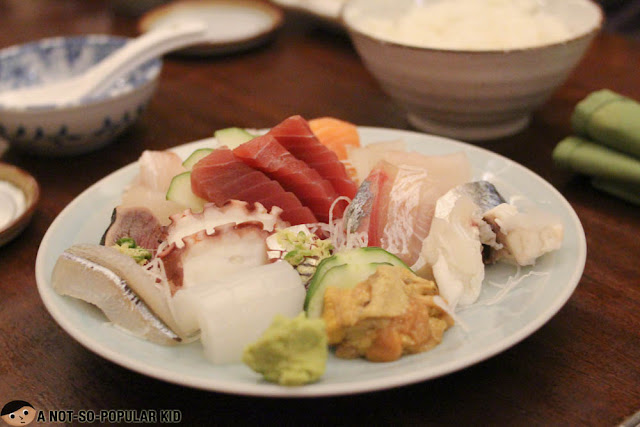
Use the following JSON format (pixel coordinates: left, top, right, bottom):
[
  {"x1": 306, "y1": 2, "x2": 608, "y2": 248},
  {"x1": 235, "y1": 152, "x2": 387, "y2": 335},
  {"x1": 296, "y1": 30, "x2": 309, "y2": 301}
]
[
  {"x1": 0, "y1": 162, "x2": 39, "y2": 247},
  {"x1": 270, "y1": 0, "x2": 344, "y2": 27},
  {"x1": 139, "y1": 0, "x2": 284, "y2": 56}
]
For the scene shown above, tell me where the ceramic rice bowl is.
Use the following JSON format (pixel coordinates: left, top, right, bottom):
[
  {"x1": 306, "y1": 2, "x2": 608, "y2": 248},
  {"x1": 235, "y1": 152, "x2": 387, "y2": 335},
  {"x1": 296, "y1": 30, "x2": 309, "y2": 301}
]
[{"x1": 342, "y1": 0, "x2": 603, "y2": 141}]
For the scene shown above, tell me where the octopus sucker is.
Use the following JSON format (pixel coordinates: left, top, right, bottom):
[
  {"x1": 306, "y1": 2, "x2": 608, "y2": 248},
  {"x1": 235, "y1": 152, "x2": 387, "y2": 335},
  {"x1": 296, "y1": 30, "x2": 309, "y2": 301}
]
[
  {"x1": 160, "y1": 221, "x2": 272, "y2": 294},
  {"x1": 166, "y1": 200, "x2": 284, "y2": 248}
]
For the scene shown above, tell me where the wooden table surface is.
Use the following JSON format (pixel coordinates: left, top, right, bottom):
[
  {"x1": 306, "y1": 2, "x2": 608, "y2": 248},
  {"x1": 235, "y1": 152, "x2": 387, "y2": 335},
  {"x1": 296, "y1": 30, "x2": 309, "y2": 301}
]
[{"x1": 1, "y1": 1, "x2": 638, "y2": 425}]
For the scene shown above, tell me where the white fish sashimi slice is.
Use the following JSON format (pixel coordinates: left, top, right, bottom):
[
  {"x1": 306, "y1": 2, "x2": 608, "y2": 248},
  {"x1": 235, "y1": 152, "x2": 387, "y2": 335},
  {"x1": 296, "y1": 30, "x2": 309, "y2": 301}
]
[
  {"x1": 120, "y1": 150, "x2": 188, "y2": 226},
  {"x1": 194, "y1": 261, "x2": 305, "y2": 365},
  {"x1": 136, "y1": 150, "x2": 186, "y2": 193},
  {"x1": 381, "y1": 166, "x2": 427, "y2": 265},
  {"x1": 348, "y1": 140, "x2": 406, "y2": 183},
  {"x1": 52, "y1": 251, "x2": 180, "y2": 345}
]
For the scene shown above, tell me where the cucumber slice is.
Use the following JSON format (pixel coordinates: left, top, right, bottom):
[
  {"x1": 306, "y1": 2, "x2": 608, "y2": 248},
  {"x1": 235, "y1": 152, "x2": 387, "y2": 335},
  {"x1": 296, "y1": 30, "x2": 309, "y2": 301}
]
[
  {"x1": 304, "y1": 247, "x2": 410, "y2": 318},
  {"x1": 305, "y1": 262, "x2": 393, "y2": 318},
  {"x1": 166, "y1": 171, "x2": 207, "y2": 212},
  {"x1": 310, "y1": 247, "x2": 408, "y2": 295},
  {"x1": 214, "y1": 127, "x2": 255, "y2": 150},
  {"x1": 182, "y1": 148, "x2": 213, "y2": 170}
]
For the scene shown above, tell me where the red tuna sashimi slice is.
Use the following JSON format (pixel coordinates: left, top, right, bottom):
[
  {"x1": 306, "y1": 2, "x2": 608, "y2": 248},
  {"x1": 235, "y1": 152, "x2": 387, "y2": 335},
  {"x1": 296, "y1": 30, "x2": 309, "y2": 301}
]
[
  {"x1": 267, "y1": 115, "x2": 358, "y2": 199},
  {"x1": 233, "y1": 134, "x2": 343, "y2": 222},
  {"x1": 191, "y1": 147, "x2": 316, "y2": 225},
  {"x1": 258, "y1": 193, "x2": 317, "y2": 225},
  {"x1": 278, "y1": 206, "x2": 317, "y2": 227}
]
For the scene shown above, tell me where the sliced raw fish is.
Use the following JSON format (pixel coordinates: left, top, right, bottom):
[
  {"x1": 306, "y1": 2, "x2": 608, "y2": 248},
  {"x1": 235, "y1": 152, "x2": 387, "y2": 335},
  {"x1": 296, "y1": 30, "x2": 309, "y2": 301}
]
[
  {"x1": 434, "y1": 181, "x2": 506, "y2": 219},
  {"x1": 136, "y1": 150, "x2": 186, "y2": 192},
  {"x1": 348, "y1": 140, "x2": 407, "y2": 183},
  {"x1": 344, "y1": 161, "x2": 398, "y2": 247},
  {"x1": 52, "y1": 245, "x2": 182, "y2": 345},
  {"x1": 308, "y1": 116, "x2": 360, "y2": 160},
  {"x1": 345, "y1": 150, "x2": 471, "y2": 266},
  {"x1": 101, "y1": 205, "x2": 165, "y2": 251},
  {"x1": 233, "y1": 134, "x2": 343, "y2": 222},
  {"x1": 267, "y1": 115, "x2": 358, "y2": 199},
  {"x1": 191, "y1": 147, "x2": 316, "y2": 225},
  {"x1": 120, "y1": 150, "x2": 187, "y2": 226}
]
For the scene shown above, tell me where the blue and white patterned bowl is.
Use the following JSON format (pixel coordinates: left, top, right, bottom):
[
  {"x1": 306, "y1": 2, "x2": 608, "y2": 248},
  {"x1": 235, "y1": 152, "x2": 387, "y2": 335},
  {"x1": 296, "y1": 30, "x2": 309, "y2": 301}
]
[{"x1": 0, "y1": 35, "x2": 162, "y2": 156}]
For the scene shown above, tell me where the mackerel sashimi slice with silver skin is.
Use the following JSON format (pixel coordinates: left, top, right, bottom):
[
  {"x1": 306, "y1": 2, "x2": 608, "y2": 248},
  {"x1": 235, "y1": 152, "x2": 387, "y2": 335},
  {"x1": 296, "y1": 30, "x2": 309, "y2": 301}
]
[
  {"x1": 51, "y1": 245, "x2": 182, "y2": 345},
  {"x1": 267, "y1": 115, "x2": 358, "y2": 200},
  {"x1": 190, "y1": 146, "x2": 317, "y2": 225},
  {"x1": 233, "y1": 134, "x2": 343, "y2": 222}
]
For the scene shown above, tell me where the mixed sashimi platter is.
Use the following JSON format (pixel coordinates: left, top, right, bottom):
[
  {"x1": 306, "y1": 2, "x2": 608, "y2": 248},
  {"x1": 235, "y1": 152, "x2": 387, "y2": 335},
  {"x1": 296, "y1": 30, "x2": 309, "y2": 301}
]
[{"x1": 41, "y1": 116, "x2": 578, "y2": 391}]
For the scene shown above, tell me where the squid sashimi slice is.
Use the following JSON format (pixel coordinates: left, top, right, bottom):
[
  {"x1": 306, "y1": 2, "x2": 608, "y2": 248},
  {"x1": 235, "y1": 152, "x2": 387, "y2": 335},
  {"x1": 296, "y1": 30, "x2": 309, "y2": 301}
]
[
  {"x1": 181, "y1": 261, "x2": 305, "y2": 365},
  {"x1": 190, "y1": 147, "x2": 316, "y2": 225},
  {"x1": 52, "y1": 244, "x2": 182, "y2": 345},
  {"x1": 121, "y1": 150, "x2": 187, "y2": 225},
  {"x1": 233, "y1": 134, "x2": 343, "y2": 221},
  {"x1": 267, "y1": 115, "x2": 358, "y2": 199}
]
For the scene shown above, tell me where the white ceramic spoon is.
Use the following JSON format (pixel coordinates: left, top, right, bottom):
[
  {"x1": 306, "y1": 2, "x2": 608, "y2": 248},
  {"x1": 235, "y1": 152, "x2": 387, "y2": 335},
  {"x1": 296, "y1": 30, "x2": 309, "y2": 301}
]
[{"x1": 0, "y1": 21, "x2": 209, "y2": 109}]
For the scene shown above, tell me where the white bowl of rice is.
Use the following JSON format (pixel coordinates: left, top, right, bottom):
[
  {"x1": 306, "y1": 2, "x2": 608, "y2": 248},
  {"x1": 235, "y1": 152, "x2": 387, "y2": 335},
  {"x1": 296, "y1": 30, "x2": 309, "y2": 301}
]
[{"x1": 342, "y1": 0, "x2": 603, "y2": 141}]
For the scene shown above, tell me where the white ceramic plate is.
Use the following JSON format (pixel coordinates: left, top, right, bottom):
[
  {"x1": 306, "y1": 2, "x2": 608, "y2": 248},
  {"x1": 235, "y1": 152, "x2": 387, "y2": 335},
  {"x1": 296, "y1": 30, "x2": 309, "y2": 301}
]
[
  {"x1": 35, "y1": 127, "x2": 586, "y2": 397},
  {"x1": 138, "y1": 0, "x2": 284, "y2": 56}
]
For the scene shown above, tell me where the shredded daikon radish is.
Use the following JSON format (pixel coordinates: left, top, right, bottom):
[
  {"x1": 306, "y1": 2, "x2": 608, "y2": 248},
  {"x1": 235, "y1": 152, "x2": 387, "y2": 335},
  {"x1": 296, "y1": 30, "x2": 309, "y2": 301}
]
[
  {"x1": 434, "y1": 295, "x2": 469, "y2": 333},
  {"x1": 482, "y1": 267, "x2": 550, "y2": 306}
]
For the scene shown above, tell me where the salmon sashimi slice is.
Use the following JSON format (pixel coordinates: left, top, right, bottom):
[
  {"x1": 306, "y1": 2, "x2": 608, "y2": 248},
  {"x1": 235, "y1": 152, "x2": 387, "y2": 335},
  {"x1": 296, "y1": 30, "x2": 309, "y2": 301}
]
[
  {"x1": 309, "y1": 117, "x2": 360, "y2": 161},
  {"x1": 233, "y1": 134, "x2": 343, "y2": 222},
  {"x1": 191, "y1": 147, "x2": 317, "y2": 225},
  {"x1": 267, "y1": 115, "x2": 358, "y2": 200}
]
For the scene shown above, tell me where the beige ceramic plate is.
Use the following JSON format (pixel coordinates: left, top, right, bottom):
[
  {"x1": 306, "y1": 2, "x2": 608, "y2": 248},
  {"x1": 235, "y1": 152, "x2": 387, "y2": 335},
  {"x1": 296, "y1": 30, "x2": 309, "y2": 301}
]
[
  {"x1": 139, "y1": 0, "x2": 284, "y2": 56},
  {"x1": 0, "y1": 162, "x2": 39, "y2": 247}
]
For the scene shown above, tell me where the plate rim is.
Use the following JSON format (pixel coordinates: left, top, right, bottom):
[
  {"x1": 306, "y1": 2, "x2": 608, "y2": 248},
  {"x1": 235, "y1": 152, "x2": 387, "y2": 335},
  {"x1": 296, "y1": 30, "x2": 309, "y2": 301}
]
[{"x1": 35, "y1": 126, "x2": 586, "y2": 397}]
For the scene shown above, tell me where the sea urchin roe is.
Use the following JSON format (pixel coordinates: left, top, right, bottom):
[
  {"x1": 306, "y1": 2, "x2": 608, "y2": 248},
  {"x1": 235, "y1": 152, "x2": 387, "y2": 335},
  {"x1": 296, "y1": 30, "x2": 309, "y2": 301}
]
[
  {"x1": 0, "y1": 180, "x2": 26, "y2": 231},
  {"x1": 322, "y1": 265, "x2": 453, "y2": 362},
  {"x1": 348, "y1": 0, "x2": 573, "y2": 51}
]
